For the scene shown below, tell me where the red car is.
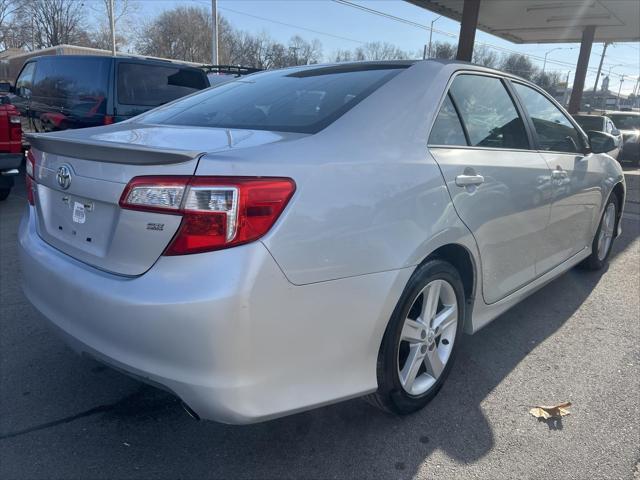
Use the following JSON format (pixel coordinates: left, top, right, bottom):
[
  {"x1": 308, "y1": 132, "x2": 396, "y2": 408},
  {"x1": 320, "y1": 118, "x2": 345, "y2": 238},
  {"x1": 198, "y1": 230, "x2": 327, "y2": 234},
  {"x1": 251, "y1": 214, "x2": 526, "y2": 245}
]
[{"x1": 0, "y1": 99, "x2": 23, "y2": 200}]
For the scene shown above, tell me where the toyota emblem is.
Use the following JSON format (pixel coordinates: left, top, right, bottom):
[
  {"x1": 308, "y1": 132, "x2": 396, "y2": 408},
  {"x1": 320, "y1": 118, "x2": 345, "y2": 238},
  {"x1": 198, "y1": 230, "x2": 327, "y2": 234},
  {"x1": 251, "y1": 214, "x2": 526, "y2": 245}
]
[{"x1": 56, "y1": 165, "x2": 72, "y2": 190}]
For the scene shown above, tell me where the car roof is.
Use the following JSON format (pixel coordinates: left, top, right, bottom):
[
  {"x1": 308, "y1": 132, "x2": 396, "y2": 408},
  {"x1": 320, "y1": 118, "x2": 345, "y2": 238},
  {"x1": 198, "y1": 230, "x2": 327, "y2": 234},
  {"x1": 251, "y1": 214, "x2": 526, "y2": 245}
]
[{"x1": 25, "y1": 54, "x2": 202, "y2": 69}]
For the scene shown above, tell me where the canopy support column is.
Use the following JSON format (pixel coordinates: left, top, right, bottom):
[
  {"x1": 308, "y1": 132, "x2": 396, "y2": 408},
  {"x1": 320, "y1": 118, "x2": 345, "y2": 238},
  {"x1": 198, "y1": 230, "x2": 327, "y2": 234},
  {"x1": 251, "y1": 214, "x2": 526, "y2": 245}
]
[
  {"x1": 568, "y1": 25, "x2": 596, "y2": 114},
  {"x1": 456, "y1": 0, "x2": 480, "y2": 61}
]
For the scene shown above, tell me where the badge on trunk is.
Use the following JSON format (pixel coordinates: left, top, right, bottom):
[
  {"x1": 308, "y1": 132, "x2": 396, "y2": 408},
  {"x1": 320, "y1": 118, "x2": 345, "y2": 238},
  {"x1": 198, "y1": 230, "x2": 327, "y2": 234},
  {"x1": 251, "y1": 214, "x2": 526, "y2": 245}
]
[{"x1": 56, "y1": 165, "x2": 72, "y2": 190}]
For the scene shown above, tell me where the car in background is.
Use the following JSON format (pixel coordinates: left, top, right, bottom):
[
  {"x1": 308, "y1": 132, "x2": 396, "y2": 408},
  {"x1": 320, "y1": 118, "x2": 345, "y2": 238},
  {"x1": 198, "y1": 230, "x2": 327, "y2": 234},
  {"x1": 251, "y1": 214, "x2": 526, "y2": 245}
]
[
  {"x1": 607, "y1": 111, "x2": 640, "y2": 164},
  {"x1": 573, "y1": 114, "x2": 622, "y2": 159},
  {"x1": 203, "y1": 65, "x2": 261, "y2": 87},
  {"x1": 10, "y1": 55, "x2": 210, "y2": 134},
  {"x1": 0, "y1": 97, "x2": 23, "y2": 200}
]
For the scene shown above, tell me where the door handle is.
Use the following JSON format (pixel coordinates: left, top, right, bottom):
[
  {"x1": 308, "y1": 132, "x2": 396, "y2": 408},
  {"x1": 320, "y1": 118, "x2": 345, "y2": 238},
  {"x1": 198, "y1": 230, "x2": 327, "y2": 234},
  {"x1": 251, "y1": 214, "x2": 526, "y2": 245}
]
[{"x1": 455, "y1": 174, "x2": 485, "y2": 187}]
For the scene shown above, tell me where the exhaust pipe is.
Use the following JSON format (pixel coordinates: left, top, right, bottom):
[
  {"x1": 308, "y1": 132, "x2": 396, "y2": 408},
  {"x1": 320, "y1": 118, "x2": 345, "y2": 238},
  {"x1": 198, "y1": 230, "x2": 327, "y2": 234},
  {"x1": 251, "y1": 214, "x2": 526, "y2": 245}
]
[{"x1": 181, "y1": 402, "x2": 200, "y2": 421}]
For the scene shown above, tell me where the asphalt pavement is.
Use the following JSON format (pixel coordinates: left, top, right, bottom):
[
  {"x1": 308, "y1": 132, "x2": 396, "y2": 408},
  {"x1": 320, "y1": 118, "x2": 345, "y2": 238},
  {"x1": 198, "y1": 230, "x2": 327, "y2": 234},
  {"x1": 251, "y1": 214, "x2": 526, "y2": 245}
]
[{"x1": 1, "y1": 168, "x2": 639, "y2": 480}]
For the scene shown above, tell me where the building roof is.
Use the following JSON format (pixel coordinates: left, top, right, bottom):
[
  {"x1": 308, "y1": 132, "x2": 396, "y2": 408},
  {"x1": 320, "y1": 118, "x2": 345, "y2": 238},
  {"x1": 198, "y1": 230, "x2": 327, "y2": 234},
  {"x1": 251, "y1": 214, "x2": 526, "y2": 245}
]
[{"x1": 407, "y1": 0, "x2": 640, "y2": 44}]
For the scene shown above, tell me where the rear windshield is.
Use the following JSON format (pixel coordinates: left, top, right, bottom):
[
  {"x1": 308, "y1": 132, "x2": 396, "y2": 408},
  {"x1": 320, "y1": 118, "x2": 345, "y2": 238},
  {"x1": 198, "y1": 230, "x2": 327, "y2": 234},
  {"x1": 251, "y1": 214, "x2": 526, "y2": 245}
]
[
  {"x1": 574, "y1": 116, "x2": 603, "y2": 131},
  {"x1": 31, "y1": 56, "x2": 110, "y2": 100},
  {"x1": 138, "y1": 64, "x2": 407, "y2": 134},
  {"x1": 608, "y1": 114, "x2": 640, "y2": 130},
  {"x1": 117, "y1": 62, "x2": 208, "y2": 106}
]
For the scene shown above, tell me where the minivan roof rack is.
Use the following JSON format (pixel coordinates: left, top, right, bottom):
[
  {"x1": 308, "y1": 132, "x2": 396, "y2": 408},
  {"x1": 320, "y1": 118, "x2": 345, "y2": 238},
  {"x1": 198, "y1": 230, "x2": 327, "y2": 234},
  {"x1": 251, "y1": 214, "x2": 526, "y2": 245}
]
[{"x1": 200, "y1": 65, "x2": 262, "y2": 76}]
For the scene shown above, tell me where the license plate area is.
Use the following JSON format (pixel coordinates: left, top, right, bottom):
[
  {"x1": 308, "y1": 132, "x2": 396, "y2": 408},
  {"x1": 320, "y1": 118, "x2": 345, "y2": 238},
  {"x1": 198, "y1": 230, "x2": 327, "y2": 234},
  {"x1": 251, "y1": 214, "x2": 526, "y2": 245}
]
[{"x1": 36, "y1": 185, "x2": 118, "y2": 258}]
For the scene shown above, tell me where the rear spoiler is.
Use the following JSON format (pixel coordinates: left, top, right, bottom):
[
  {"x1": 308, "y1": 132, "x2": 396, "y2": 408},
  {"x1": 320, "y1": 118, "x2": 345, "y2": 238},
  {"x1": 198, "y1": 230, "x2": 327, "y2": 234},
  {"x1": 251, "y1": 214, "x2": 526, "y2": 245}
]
[{"x1": 27, "y1": 133, "x2": 203, "y2": 165}]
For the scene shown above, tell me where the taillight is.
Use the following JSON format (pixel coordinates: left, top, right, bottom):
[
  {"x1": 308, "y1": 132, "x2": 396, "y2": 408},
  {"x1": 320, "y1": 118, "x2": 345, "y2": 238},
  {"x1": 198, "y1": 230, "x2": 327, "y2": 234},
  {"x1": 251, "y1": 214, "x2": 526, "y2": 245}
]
[
  {"x1": 103, "y1": 115, "x2": 114, "y2": 125},
  {"x1": 9, "y1": 115, "x2": 21, "y2": 124},
  {"x1": 119, "y1": 176, "x2": 296, "y2": 255},
  {"x1": 26, "y1": 150, "x2": 36, "y2": 206}
]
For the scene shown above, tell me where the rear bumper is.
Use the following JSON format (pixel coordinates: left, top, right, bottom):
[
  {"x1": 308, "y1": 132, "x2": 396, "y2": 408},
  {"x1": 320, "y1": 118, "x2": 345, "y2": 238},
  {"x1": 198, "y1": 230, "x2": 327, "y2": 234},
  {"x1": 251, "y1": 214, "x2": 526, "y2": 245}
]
[
  {"x1": 0, "y1": 153, "x2": 23, "y2": 171},
  {"x1": 18, "y1": 207, "x2": 409, "y2": 423}
]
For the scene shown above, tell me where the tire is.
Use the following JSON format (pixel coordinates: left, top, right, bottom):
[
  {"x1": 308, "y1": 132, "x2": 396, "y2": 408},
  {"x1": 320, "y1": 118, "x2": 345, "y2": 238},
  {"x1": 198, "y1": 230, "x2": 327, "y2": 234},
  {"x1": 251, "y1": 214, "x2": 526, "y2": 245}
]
[
  {"x1": 0, "y1": 188, "x2": 10, "y2": 201},
  {"x1": 365, "y1": 259, "x2": 465, "y2": 415},
  {"x1": 580, "y1": 194, "x2": 619, "y2": 270}
]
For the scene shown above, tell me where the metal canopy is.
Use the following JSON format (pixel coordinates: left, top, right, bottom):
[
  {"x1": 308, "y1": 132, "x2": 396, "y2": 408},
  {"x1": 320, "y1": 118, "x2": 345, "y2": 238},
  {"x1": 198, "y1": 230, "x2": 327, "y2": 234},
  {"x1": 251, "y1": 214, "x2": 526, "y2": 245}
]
[{"x1": 407, "y1": 0, "x2": 640, "y2": 44}]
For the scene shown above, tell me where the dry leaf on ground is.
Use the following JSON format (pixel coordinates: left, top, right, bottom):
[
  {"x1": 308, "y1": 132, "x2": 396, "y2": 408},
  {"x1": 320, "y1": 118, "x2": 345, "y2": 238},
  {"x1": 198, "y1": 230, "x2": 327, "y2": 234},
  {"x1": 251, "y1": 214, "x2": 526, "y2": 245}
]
[{"x1": 529, "y1": 402, "x2": 572, "y2": 419}]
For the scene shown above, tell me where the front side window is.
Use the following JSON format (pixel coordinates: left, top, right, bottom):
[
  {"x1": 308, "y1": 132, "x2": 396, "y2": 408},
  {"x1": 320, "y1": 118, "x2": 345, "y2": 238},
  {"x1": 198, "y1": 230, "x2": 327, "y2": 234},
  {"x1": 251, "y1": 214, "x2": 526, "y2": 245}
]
[
  {"x1": 448, "y1": 75, "x2": 529, "y2": 150},
  {"x1": 15, "y1": 62, "x2": 36, "y2": 96},
  {"x1": 118, "y1": 63, "x2": 208, "y2": 106},
  {"x1": 138, "y1": 65, "x2": 406, "y2": 134},
  {"x1": 513, "y1": 83, "x2": 584, "y2": 154},
  {"x1": 428, "y1": 94, "x2": 467, "y2": 146}
]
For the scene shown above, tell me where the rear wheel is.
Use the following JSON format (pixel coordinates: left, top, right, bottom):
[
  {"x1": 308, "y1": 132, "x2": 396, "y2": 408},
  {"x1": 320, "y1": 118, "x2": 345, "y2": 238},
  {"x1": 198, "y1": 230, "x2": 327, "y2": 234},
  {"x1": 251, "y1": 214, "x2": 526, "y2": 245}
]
[
  {"x1": 581, "y1": 195, "x2": 618, "y2": 270},
  {"x1": 366, "y1": 260, "x2": 465, "y2": 415}
]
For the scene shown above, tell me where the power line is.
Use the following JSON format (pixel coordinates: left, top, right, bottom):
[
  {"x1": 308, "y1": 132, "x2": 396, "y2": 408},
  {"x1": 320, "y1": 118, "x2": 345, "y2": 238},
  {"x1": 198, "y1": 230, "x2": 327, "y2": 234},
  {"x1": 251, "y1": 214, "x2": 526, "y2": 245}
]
[
  {"x1": 332, "y1": 0, "x2": 634, "y2": 77},
  {"x1": 219, "y1": 5, "x2": 367, "y2": 45}
]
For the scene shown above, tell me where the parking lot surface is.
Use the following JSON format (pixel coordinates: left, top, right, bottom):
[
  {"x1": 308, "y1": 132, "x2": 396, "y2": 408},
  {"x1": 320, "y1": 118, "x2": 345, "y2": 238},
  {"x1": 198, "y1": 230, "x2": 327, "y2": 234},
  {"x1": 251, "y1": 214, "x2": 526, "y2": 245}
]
[{"x1": 1, "y1": 170, "x2": 639, "y2": 480}]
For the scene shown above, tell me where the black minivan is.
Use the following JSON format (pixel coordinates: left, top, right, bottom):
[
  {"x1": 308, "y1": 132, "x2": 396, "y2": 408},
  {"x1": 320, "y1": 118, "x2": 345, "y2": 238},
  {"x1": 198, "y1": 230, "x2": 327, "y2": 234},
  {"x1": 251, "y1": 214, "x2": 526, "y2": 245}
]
[{"x1": 11, "y1": 55, "x2": 210, "y2": 133}]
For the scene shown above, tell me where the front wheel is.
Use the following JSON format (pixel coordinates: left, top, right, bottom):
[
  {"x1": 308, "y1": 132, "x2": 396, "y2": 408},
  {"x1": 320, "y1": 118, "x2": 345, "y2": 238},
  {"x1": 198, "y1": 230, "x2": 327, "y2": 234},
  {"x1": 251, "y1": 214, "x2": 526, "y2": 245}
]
[
  {"x1": 366, "y1": 260, "x2": 465, "y2": 415},
  {"x1": 581, "y1": 195, "x2": 618, "y2": 270}
]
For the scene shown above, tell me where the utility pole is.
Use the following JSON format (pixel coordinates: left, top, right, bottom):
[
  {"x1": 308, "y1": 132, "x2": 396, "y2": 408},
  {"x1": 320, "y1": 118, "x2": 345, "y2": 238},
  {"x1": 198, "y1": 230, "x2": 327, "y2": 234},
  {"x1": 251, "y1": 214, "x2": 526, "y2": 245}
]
[
  {"x1": 427, "y1": 16, "x2": 441, "y2": 58},
  {"x1": 617, "y1": 74, "x2": 625, "y2": 109},
  {"x1": 592, "y1": 42, "x2": 609, "y2": 109},
  {"x1": 563, "y1": 70, "x2": 571, "y2": 106},
  {"x1": 108, "y1": 0, "x2": 116, "y2": 56},
  {"x1": 211, "y1": 0, "x2": 219, "y2": 65}
]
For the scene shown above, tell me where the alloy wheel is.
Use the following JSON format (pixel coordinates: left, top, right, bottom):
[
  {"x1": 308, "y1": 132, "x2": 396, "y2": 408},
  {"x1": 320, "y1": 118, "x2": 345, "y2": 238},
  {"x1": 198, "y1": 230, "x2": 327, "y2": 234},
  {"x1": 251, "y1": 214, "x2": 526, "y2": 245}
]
[
  {"x1": 597, "y1": 202, "x2": 616, "y2": 261},
  {"x1": 397, "y1": 279, "x2": 458, "y2": 396}
]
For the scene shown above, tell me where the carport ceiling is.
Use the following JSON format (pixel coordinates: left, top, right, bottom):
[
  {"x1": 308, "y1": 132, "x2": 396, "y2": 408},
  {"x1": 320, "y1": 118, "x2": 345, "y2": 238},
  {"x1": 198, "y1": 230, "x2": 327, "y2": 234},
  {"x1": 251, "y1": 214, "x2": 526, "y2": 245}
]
[{"x1": 406, "y1": 0, "x2": 640, "y2": 43}]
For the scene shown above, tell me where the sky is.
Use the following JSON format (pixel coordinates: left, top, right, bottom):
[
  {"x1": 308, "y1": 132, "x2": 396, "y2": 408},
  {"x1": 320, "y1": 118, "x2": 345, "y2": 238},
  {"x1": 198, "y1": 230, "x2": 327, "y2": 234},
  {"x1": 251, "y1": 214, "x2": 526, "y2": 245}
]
[{"x1": 127, "y1": 0, "x2": 640, "y2": 95}]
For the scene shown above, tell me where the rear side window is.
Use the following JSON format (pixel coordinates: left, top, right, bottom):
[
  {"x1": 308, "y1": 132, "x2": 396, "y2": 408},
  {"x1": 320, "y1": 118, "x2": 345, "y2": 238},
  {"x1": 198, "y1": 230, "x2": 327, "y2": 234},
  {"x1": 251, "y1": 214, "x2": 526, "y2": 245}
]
[
  {"x1": 138, "y1": 65, "x2": 406, "y2": 134},
  {"x1": 118, "y1": 63, "x2": 209, "y2": 106},
  {"x1": 31, "y1": 57, "x2": 110, "y2": 100},
  {"x1": 449, "y1": 75, "x2": 529, "y2": 150},
  {"x1": 513, "y1": 83, "x2": 584, "y2": 154},
  {"x1": 429, "y1": 94, "x2": 467, "y2": 146}
]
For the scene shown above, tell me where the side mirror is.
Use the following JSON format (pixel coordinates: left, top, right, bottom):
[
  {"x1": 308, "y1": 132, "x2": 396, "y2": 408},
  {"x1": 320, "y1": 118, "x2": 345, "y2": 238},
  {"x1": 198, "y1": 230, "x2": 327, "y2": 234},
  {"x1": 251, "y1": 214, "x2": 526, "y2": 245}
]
[{"x1": 588, "y1": 130, "x2": 616, "y2": 154}]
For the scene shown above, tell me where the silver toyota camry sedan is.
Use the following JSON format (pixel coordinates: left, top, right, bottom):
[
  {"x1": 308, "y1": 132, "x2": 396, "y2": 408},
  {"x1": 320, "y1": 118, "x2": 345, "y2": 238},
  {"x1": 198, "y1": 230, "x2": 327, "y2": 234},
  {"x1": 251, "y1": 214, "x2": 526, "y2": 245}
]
[{"x1": 19, "y1": 60, "x2": 625, "y2": 424}]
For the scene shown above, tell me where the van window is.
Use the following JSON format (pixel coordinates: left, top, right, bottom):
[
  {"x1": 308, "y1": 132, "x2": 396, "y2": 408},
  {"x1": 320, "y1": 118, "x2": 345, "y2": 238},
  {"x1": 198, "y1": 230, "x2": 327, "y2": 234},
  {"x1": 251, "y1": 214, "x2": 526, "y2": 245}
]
[
  {"x1": 31, "y1": 57, "x2": 110, "y2": 102},
  {"x1": 429, "y1": 94, "x2": 467, "y2": 146},
  {"x1": 513, "y1": 83, "x2": 584, "y2": 154},
  {"x1": 137, "y1": 64, "x2": 406, "y2": 134},
  {"x1": 15, "y1": 62, "x2": 36, "y2": 96},
  {"x1": 449, "y1": 75, "x2": 529, "y2": 150},
  {"x1": 117, "y1": 63, "x2": 208, "y2": 106}
]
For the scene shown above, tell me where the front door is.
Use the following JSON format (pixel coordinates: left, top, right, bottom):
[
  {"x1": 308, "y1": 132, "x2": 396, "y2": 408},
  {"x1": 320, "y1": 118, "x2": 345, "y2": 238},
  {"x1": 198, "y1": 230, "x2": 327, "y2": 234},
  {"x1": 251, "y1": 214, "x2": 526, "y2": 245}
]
[
  {"x1": 428, "y1": 74, "x2": 553, "y2": 304},
  {"x1": 511, "y1": 82, "x2": 602, "y2": 274}
]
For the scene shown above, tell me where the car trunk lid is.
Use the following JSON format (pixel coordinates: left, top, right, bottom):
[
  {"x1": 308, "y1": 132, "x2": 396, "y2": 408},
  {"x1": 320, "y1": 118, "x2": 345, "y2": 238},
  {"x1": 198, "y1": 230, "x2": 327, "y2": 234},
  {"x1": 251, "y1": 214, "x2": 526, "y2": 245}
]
[{"x1": 27, "y1": 124, "x2": 294, "y2": 275}]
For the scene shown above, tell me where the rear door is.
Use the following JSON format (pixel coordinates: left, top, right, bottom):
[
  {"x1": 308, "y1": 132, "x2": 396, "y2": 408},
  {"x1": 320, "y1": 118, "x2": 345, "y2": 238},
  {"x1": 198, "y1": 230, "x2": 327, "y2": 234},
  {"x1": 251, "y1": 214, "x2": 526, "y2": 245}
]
[
  {"x1": 428, "y1": 73, "x2": 553, "y2": 304},
  {"x1": 511, "y1": 82, "x2": 602, "y2": 273},
  {"x1": 114, "y1": 60, "x2": 209, "y2": 121}
]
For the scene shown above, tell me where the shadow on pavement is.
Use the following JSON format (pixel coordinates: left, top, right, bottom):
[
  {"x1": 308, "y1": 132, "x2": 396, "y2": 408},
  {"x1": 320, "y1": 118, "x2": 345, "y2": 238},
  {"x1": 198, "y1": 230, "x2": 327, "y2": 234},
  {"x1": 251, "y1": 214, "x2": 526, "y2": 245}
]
[{"x1": 1, "y1": 178, "x2": 638, "y2": 479}]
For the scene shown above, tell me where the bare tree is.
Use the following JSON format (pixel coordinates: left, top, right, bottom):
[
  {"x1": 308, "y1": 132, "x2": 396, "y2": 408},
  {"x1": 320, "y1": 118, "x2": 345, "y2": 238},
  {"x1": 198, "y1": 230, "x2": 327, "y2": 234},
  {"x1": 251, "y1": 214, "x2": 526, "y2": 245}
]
[
  {"x1": 0, "y1": 0, "x2": 19, "y2": 49},
  {"x1": 500, "y1": 53, "x2": 538, "y2": 80},
  {"x1": 431, "y1": 41, "x2": 456, "y2": 60},
  {"x1": 88, "y1": 0, "x2": 135, "y2": 51},
  {"x1": 136, "y1": 6, "x2": 213, "y2": 62},
  {"x1": 473, "y1": 45, "x2": 499, "y2": 68},
  {"x1": 15, "y1": 0, "x2": 89, "y2": 49},
  {"x1": 354, "y1": 41, "x2": 409, "y2": 61}
]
